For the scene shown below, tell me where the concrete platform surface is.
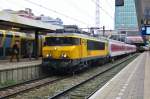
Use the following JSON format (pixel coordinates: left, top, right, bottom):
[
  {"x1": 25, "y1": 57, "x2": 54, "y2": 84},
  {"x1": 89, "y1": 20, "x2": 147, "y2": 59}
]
[
  {"x1": 89, "y1": 52, "x2": 150, "y2": 99},
  {"x1": 0, "y1": 58, "x2": 42, "y2": 70}
]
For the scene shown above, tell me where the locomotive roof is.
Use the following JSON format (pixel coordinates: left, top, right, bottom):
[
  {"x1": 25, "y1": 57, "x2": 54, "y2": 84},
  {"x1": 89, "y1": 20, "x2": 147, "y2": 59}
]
[{"x1": 45, "y1": 33, "x2": 108, "y2": 42}]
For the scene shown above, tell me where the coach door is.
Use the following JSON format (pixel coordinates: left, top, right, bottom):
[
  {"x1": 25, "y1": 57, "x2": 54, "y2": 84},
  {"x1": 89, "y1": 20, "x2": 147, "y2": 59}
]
[
  {"x1": 81, "y1": 39, "x2": 87, "y2": 58},
  {"x1": 0, "y1": 31, "x2": 4, "y2": 58},
  {"x1": 4, "y1": 31, "x2": 13, "y2": 56}
]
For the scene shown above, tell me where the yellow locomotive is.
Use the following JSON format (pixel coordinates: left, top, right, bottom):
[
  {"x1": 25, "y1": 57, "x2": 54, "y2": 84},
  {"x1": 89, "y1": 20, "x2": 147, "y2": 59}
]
[{"x1": 42, "y1": 26, "x2": 108, "y2": 73}]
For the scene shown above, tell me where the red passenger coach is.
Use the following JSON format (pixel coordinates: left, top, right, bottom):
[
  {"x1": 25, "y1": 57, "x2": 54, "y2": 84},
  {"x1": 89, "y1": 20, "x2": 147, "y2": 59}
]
[
  {"x1": 108, "y1": 39, "x2": 136, "y2": 57},
  {"x1": 125, "y1": 44, "x2": 137, "y2": 53},
  {"x1": 109, "y1": 40, "x2": 126, "y2": 57}
]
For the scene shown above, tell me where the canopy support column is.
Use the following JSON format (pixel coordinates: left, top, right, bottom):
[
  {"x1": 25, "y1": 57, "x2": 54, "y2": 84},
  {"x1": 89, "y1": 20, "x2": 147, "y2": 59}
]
[{"x1": 35, "y1": 30, "x2": 39, "y2": 59}]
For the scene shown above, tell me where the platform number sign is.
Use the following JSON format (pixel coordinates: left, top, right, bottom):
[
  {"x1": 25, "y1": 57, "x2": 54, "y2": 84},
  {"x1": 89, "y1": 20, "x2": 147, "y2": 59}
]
[{"x1": 115, "y1": 0, "x2": 124, "y2": 6}]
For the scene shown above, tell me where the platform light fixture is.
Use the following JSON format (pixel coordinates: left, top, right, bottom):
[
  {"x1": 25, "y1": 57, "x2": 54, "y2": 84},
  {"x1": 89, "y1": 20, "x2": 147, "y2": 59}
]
[{"x1": 11, "y1": 27, "x2": 20, "y2": 31}]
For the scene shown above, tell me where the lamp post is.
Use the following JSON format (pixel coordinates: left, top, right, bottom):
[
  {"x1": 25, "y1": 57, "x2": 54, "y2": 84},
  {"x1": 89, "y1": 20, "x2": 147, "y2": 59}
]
[{"x1": 103, "y1": 26, "x2": 105, "y2": 36}]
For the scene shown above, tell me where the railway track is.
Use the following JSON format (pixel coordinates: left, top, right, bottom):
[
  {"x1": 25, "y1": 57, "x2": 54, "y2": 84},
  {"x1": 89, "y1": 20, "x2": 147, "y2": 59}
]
[
  {"x1": 48, "y1": 54, "x2": 138, "y2": 99},
  {"x1": 6, "y1": 54, "x2": 138, "y2": 99},
  {"x1": 0, "y1": 76, "x2": 66, "y2": 99}
]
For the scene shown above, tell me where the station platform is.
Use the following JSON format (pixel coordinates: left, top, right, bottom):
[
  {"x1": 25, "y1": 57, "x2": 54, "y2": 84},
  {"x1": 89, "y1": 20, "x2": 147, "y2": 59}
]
[
  {"x1": 89, "y1": 52, "x2": 150, "y2": 99},
  {"x1": 0, "y1": 58, "x2": 42, "y2": 71}
]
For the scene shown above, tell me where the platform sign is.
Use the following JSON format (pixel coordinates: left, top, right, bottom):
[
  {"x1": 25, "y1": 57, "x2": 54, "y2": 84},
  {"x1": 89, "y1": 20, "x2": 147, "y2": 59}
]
[
  {"x1": 146, "y1": 27, "x2": 150, "y2": 34},
  {"x1": 141, "y1": 26, "x2": 150, "y2": 35}
]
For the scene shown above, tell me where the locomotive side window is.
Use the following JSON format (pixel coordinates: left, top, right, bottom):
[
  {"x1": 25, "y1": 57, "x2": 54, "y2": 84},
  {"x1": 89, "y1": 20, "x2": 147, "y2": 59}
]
[
  {"x1": 87, "y1": 40, "x2": 105, "y2": 50},
  {"x1": 45, "y1": 37, "x2": 80, "y2": 46}
]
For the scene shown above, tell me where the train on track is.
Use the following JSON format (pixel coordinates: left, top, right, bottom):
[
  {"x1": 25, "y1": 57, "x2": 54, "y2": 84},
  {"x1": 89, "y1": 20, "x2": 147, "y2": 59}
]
[
  {"x1": 0, "y1": 30, "x2": 44, "y2": 58},
  {"x1": 138, "y1": 46, "x2": 150, "y2": 52},
  {"x1": 42, "y1": 25, "x2": 137, "y2": 73}
]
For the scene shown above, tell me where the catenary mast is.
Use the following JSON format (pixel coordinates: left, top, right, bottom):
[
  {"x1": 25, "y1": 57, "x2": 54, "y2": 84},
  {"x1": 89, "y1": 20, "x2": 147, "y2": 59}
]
[{"x1": 95, "y1": 0, "x2": 100, "y2": 34}]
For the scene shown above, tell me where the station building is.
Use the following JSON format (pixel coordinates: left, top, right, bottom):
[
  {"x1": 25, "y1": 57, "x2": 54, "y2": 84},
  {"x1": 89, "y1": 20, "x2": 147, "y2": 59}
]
[{"x1": 115, "y1": 0, "x2": 139, "y2": 36}]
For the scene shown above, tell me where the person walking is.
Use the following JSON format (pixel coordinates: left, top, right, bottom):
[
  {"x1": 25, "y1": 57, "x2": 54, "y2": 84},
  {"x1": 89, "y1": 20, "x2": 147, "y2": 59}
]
[
  {"x1": 10, "y1": 42, "x2": 20, "y2": 62},
  {"x1": 27, "y1": 42, "x2": 33, "y2": 60}
]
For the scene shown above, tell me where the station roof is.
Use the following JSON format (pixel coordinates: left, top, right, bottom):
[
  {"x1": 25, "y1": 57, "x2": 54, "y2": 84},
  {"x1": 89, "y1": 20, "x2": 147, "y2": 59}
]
[{"x1": 0, "y1": 11, "x2": 63, "y2": 32}]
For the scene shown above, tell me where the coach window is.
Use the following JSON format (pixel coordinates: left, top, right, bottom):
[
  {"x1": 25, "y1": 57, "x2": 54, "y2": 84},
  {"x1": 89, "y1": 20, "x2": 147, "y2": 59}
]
[
  {"x1": 0, "y1": 32, "x2": 3, "y2": 47},
  {"x1": 4, "y1": 34, "x2": 13, "y2": 56}
]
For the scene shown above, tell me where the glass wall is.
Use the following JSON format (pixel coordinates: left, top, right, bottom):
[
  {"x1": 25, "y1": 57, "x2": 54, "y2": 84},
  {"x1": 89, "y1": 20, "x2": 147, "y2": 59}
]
[{"x1": 115, "y1": 0, "x2": 138, "y2": 30}]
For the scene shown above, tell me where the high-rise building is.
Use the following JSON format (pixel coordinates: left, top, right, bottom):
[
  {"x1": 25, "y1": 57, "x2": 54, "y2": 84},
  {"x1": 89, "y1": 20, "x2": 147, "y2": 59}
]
[{"x1": 115, "y1": 0, "x2": 138, "y2": 34}]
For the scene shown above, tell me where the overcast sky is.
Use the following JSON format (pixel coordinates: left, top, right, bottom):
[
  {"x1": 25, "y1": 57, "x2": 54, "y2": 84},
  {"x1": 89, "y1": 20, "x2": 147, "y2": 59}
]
[{"x1": 0, "y1": 0, "x2": 115, "y2": 30}]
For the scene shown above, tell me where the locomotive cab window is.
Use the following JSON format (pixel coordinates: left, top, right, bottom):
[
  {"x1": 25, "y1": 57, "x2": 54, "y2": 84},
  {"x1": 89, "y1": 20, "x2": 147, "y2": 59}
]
[{"x1": 45, "y1": 37, "x2": 80, "y2": 46}]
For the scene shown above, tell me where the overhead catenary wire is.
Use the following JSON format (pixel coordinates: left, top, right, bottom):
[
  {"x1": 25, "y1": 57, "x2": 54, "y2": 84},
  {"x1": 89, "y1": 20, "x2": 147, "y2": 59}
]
[
  {"x1": 0, "y1": 0, "x2": 115, "y2": 29},
  {"x1": 91, "y1": 0, "x2": 114, "y2": 20},
  {"x1": 105, "y1": 0, "x2": 114, "y2": 10},
  {"x1": 5, "y1": 0, "x2": 26, "y2": 9},
  {"x1": 23, "y1": 0, "x2": 90, "y2": 26},
  {"x1": 64, "y1": 0, "x2": 95, "y2": 20}
]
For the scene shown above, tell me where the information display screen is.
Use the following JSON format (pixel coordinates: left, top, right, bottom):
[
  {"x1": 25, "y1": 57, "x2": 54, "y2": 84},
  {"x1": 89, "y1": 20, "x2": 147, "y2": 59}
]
[
  {"x1": 146, "y1": 27, "x2": 150, "y2": 35},
  {"x1": 141, "y1": 26, "x2": 150, "y2": 35}
]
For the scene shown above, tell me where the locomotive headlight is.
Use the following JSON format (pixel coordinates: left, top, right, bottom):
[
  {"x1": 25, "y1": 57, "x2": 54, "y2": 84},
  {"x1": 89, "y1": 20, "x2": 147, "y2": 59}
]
[
  {"x1": 63, "y1": 54, "x2": 67, "y2": 58},
  {"x1": 46, "y1": 54, "x2": 51, "y2": 57},
  {"x1": 46, "y1": 54, "x2": 49, "y2": 57},
  {"x1": 61, "y1": 53, "x2": 67, "y2": 58}
]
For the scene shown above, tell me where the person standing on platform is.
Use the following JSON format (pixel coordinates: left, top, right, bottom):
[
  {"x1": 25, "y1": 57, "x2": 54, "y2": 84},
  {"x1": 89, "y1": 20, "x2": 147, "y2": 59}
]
[
  {"x1": 27, "y1": 42, "x2": 33, "y2": 60},
  {"x1": 10, "y1": 41, "x2": 19, "y2": 62}
]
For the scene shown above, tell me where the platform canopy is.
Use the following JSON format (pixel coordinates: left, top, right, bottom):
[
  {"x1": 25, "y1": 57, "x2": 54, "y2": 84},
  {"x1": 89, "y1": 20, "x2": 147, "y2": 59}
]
[
  {"x1": 126, "y1": 36, "x2": 144, "y2": 44},
  {"x1": 0, "y1": 11, "x2": 63, "y2": 32},
  {"x1": 0, "y1": 11, "x2": 63, "y2": 58}
]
